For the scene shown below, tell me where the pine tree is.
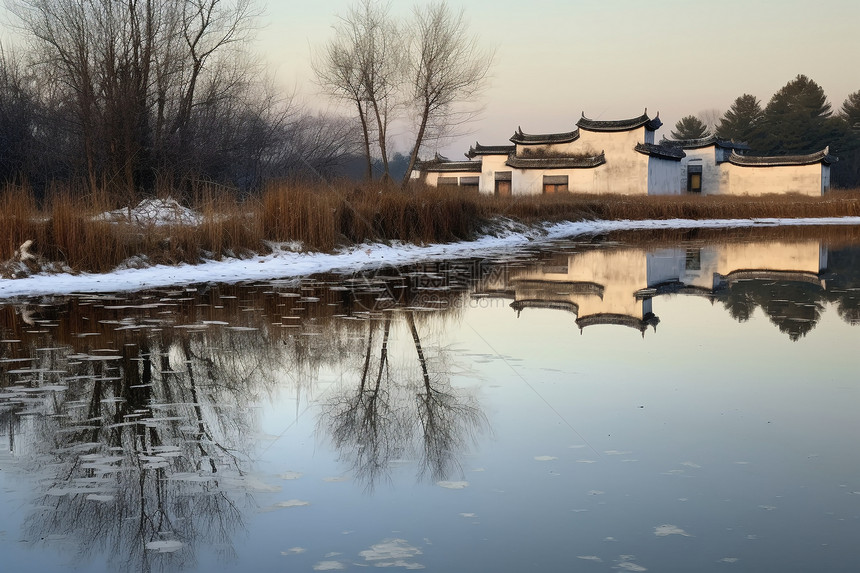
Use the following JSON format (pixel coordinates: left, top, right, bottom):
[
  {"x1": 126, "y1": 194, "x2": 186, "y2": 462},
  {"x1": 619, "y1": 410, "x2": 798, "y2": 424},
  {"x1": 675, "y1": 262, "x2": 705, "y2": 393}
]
[
  {"x1": 841, "y1": 90, "x2": 860, "y2": 128},
  {"x1": 670, "y1": 115, "x2": 710, "y2": 140},
  {"x1": 715, "y1": 94, "x2": 763, "y2": 144},
  {"x1": 760, "y1": 74, "x2": 832, "y2": 154}
]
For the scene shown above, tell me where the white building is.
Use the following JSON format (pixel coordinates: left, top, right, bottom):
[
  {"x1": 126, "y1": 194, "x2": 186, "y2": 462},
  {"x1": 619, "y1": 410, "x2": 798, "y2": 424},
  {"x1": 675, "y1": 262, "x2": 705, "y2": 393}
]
[
  {"x1": 416, "y1": 110, "x2": 837, "y2": 196},
  {"x1": 416, "y1": 111, "x2": 685, "y2": 196},
  {"x1": 665, "y1": 136, "x2": 835, "y2": 196}
]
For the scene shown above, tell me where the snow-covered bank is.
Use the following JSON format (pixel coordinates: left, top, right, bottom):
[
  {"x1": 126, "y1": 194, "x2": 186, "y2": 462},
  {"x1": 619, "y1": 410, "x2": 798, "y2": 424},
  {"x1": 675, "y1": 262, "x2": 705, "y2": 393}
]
[{"x1": 2, "y1": 216, "x2": 860, "y2": 300}]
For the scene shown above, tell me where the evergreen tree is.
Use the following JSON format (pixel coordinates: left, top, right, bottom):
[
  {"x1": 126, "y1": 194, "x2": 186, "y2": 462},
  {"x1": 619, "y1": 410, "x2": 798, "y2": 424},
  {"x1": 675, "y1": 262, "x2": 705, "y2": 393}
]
[
  {"x1": 760, "y1": 74, "x2": 832, "y2": 154},
  {"x1": 671, "y1": 115, "x2": 710, "y2": 140},
  {"x1": 715, "y1": 94, "x2": 764, "y2": 144},
  {"x1": 841, "y1": 90, "x2": 860, "y2": 128}
]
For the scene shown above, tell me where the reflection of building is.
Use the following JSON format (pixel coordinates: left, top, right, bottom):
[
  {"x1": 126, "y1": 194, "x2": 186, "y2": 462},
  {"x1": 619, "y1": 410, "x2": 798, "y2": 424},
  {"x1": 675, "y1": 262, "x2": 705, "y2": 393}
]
[
  {"x1": 479, "y1": 241, "x2": 829, "y2": 338},
  {"x1": 414, "y1": 111, "x2": 835, "y2": 196}
]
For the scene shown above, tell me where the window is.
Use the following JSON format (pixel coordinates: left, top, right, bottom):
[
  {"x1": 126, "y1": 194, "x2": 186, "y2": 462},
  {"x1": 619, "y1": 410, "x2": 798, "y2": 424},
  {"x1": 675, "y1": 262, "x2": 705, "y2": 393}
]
[
  {"x1": 495, "y1": 171, "x2": 512, "y2": 197},
  {"x1": 437, "y1": 176, "x2": 458, "y2": 187},
  {"x1": 459, "y1": 176, "x2": 479, "y2": 191},
  {"x1": 543, "y1": 175, "x2": 568, "y2": 194},
  {"x1": 685, "y1": 248, "x2": 701, "y2": 271},
  {"x1": 687, "y1": 165, "x2": 703, "y2": 193}
]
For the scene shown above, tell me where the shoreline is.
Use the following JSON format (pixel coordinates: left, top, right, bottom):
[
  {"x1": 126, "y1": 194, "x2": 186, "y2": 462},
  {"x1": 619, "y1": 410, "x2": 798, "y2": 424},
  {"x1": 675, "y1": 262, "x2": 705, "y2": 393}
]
[{"x1": 2, "y1": 216, "x2": 860, "y2": 300}]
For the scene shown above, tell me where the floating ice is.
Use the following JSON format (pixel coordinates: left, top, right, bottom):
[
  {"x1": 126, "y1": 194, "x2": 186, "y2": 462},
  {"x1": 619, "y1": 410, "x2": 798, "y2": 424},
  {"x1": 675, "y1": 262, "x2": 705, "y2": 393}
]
[
  {"x1": 437, "y1": 481, "x2": 468, "y2": 489},
  {"x1": 280, "y1": 547, "x2": 306, "y2": 555},
  {"x1": 359, "y1": 538, "x2": 423, "y2": 569},
  {"x1": 654, "y1": 524, "x2": 692, "y2": 537},
  {"x1": 274, "y1": 499, "x2": 310, "y2": 508},
  {"x1": 577, "y1": 555, "x2": 602, "y2": 562},
  {"x1": 718, "y1": 557, "x2": 739, "y2": 563},
  {"x1": 145, "y1": 540, "x2": 184, "y2": 553},
  {"x1": 534, "y1": 455, "x2": 557, "y2": 461},
  {"x1": 312, "y1": 561, "x2": 345, "y2": 570}
]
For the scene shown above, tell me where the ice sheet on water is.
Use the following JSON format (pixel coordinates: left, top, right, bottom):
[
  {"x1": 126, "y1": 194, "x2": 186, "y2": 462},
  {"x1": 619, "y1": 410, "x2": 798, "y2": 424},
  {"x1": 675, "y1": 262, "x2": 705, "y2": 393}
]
[
  {"x1": 359, "y1": 538, "x2": 423, "y2": 569},
  {"x1": 145, "y1": 540, "x2": 184, "y2": 553},
  {"x1": 312, "y1": 561, "x2": 345, "y2": 571},
  {"x1": 534, "y1": 455, "x2": 557, "y2": 461},
  {"x1": 654, "y1": 524, "x2": 692, "y2": 537},
  {"x1": 437, "y1": 481, "x2": 468, "y2": 489}
]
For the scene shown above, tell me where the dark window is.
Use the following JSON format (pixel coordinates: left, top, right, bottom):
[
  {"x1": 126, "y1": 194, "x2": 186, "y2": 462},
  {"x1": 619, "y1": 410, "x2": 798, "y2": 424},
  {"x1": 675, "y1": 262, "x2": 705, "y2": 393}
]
[
  {"x1": 687, "y1": 165, "x2": 703, "y2": 193},
  {"x1": 685, "y1": 249, "x2": 701, "y2": 271},
  {"x1": 437, "y1": 176, "x2": 458, "y2": 187}
]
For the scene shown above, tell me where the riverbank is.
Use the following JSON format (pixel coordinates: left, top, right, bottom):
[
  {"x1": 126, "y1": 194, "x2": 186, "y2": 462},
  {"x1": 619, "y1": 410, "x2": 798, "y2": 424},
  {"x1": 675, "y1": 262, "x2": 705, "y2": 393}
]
[
  {"x1": 2, "y1": 182, "x2": 860, "y2": 285},
  {"x1": 3, "y1": 215, "x2": 860, "y2": 299}
]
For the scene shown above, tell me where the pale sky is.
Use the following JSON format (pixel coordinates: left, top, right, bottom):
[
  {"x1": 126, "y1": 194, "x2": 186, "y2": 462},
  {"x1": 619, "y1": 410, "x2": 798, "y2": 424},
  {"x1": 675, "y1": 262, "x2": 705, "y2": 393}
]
[
  {"x1": 2, "y1": 0, "x2": 857, "y2": 160},
  {"x1": 260, "y1": 0, "x2": 860, "y2": 158}
]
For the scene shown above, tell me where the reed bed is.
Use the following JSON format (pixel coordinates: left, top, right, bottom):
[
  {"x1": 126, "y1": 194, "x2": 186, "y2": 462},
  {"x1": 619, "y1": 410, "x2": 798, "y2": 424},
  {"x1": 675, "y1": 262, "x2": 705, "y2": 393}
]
[{"x1": 1, "y1": 180, "x2": 860, "y2": 275}]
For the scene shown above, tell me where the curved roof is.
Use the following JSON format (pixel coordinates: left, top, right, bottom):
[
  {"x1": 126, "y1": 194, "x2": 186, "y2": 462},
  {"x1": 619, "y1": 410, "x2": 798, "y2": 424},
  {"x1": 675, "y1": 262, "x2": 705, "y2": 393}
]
[
  {"x1": 634, "y1": 143, "x2": 686, "y2": 161},
  {"x1": 727, "y1": 147, "x2": 836, "y2": 167},
  {"x1": 576, "y1": 110, "x2": 662, "y2": 132},
  {"x1": 509, "y1": 127, "x2": 580, "y2": 145},
  {"x1": 661, "y1": 135, "x2": 751, "y2": 151},
  {"x1": 505, "y1": 152, "x2": 606, "y2": 170},
  {"x1": 576, "y1": 312, "x2": 660, "y2": 332},
  {"x1": 417, "y1": 159, "x2": 482, "y2": 173},
  {"x1": 510, "y1": 300, "x2": 579, "y2": 315},
  {"x1": 466, "y1": 142, "x2": 516, "y2": 158}
]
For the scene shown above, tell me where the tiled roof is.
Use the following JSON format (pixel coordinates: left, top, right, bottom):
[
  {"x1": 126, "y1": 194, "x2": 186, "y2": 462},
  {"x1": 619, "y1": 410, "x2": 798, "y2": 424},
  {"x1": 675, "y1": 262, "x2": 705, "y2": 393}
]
[
  {"x1": 576, "y1": 312, "x2": 660, "y2": 332},
  {"x1": 576, "y1": 110, "x2": 662, "y2": 132},
  {"x1": 417, "y1": 159, "x2": 482, "y2": 173},
  {"x1": 505, "y1": 152, "x2": 606, "y2": 169},
  {"x1": 661, "y1": 135, "x2": 751, "y2": 151},
  {"x1": 727, "y1": 147, "x2": 836, "y2": 167},
  {"x1": 509, "y1": 127, "x2": 580, "y2": 145},
  {"x1": 466, "y1": 142, "x2": 516, "y2": 158},
  {"x1": 634, "y1": 143, "x2": 686, "y2": 161}
]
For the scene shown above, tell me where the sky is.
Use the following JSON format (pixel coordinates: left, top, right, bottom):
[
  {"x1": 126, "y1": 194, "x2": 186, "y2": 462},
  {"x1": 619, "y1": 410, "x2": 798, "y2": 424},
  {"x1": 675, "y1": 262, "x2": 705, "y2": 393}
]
[
  {"x1": 258, "y1": 0, "x2": 860, "y2": 159},
  {"x1": 2, "y1": 0, "x2": 857, "y2": 160}
]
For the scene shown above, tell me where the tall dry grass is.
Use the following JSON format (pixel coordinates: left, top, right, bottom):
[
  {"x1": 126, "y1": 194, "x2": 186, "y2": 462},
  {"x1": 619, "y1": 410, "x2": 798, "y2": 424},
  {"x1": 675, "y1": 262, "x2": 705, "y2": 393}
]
[{"x1": 2, "y1": 180, "x2": 860, "y2": 275}]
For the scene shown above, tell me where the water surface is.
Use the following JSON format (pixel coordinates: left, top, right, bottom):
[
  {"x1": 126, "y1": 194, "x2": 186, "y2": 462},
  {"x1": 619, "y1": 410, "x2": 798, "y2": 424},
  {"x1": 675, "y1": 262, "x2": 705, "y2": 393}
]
[{"x1": 1, "y1": 229, "x2": 859, "y2": 572}]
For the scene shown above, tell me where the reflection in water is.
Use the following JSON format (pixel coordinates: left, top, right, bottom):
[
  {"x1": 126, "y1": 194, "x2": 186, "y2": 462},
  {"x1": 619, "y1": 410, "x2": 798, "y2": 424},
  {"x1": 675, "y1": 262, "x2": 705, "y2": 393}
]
[
  {"x1": 4, "y1": 324, "x2": 274, "y2": 571},
  {"x1": 1, "y1": 233, "x2": 860, "y2": 571},
  {"x1": 478, "y1": 238, "x2": 851, "y2": 340},
  {"x1": 318, "y1": 310, "x2": 487, "y2": 491},
  {"x1": 0, "y1": 268, "x2": 478, "y2": 569}
]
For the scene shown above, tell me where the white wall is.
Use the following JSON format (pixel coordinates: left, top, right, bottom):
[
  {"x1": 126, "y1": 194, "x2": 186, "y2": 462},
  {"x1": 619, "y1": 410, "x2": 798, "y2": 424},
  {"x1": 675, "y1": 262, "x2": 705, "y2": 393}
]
[
  {"x1": 679, "y1": 146, "x2": 728, "y2": 195},
  {"x1": 577, "y1": 127, "x2": 651, "y2": 194},
  {"x1": 478, "y1": 154, "x2": 510, "y2": 194},
  {"x1": 647, "y1": 157, "x2": 682, "y2": 195},
  {"x1": 724, "y1": 163, "x2": 825, "y2": 196}
]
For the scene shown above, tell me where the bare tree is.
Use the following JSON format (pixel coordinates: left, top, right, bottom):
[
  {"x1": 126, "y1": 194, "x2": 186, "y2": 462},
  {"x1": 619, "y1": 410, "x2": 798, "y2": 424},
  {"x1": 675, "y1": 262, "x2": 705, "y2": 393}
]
[
  {"x1": 6, "y1": 0, "x2": 262, "y2": 196},
  {"x1": 312, "y1": 0, "x2": 403, "y2": 181},
  {"x1": 401, "y1": 1, "x2": 493, "y2": 187},
  {"x1": 697, "y1": 108, "x2": 722, "y2": 135}
]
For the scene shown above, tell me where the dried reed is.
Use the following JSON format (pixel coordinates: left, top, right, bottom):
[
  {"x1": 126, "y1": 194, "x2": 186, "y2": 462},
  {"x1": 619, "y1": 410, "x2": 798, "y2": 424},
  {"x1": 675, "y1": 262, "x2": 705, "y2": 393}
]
[{"x1": 2, "y1": 180, "x2": 860, "y2": 275}]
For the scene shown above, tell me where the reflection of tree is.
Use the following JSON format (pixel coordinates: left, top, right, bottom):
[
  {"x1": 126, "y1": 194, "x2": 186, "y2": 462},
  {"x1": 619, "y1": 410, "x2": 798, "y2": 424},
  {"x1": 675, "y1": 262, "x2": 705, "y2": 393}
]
[
  {"x1": 716, "y1": 278, "x2": 825, "y2": 341},
  {"x1": 3, "y1": 324, "x2": 278, "y2": 572},
  {"x1": 320, "y1": 310, "x2": 487, "y2": 491},
  {"x1": 824, "y1": 246, "x2": 860, "y2": 325}
]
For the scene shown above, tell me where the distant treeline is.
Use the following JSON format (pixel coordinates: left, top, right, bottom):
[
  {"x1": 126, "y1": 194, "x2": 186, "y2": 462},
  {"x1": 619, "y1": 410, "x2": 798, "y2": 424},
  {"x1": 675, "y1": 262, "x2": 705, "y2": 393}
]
[
  {"x1": 0, "y1": 0, "x2": 372, "y2": 200},
  {"x1": 671, "y1": 75, "x2": 860, "y2": 187},
  {"x1": 0, "y1": 0, "x2": 492, "y2": 200}
]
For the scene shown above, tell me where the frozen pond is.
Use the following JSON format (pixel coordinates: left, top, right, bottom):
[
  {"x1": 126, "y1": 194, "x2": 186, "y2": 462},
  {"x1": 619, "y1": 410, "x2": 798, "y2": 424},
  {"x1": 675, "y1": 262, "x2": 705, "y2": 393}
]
[{"x1": 1, "y1": 227, "x2": 859, "y2": 572}]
